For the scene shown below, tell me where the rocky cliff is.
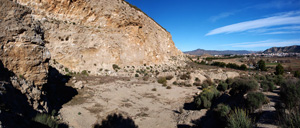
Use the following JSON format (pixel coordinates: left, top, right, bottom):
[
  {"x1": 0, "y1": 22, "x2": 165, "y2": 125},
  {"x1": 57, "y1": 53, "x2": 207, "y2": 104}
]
[
  {"x1": 15, "y1": 0, "x2": 183, "y2": 74},
  {"x1": 0, "y1": 0, "x2": 51, "y2": 111}
]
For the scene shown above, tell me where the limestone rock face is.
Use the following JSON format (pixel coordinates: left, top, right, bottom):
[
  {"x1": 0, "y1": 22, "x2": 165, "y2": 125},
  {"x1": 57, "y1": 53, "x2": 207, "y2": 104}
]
[
  {"x1": 0, "y1": 0, "x2": 50, "y2": 88},
  {"x1": 0, "y1": 0, "x2": 50, "y2": 111},
  {"x1": 15, "y1": 0, "x2": 183, "y2": 74}
]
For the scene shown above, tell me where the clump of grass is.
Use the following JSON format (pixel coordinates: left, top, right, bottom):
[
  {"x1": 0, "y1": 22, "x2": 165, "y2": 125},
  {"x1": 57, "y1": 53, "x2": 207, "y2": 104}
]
[
  {"x1": 112, "y1": 64, "x2": 121, "y2": 71},
  {"x1": 166, "y1": 86, "x2": 172, "y2": 89},
  {"x1": 151, "y1": 88, "x2": 157, "y2": 91},
  {"x1": 32, "y1": 113, "x2": 59, "y2": 128},
  {"x1": 157, "y1": 77, "x2": 167, "y2": 84},
  {"x1": 226, "y1": 109, "x2": 252, "y2": 128},
  {"x1": 81, "y1": 70, "x2": 89, "y2": 76}
]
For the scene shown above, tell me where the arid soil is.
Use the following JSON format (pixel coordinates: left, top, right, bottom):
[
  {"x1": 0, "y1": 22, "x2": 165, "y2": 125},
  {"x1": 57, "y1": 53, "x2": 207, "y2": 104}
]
[{"x1": 59, "y1": 76, "x2": 206, "y2": 128}]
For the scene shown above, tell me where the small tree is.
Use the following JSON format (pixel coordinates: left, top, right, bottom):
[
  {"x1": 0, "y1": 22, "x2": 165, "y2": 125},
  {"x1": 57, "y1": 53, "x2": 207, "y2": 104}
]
[
  {"x1": 275, "y1": 64, "x2": 284, "y2": 75},
  {"x1": 257, "y1": 60, "x2": 267, "y2": 71}
]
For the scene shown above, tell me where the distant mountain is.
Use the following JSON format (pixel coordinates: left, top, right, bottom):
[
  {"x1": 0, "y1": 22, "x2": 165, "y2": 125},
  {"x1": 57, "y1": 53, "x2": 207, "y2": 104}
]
[
  {"x1": 184, "y1": 49, "x2": 255, "y2": 55},
  {"x1": 263, "y1": 45, "x2": 300, "y2": 54}
]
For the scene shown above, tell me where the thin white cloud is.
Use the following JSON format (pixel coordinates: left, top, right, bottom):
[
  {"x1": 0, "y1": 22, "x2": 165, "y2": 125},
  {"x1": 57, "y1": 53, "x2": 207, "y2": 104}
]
[
  {"x1": 227, "y1": 39, "x2": 300, "y2": 48},
  {"x1": 265, "y1": 31, "x2": 300, "y2": 35},
  {"x1": 209, "y1": 12, "x2": 236, "y2": 22},
  {"x1": 206, "y1": 11, "x2": 300, "y2": 36}
]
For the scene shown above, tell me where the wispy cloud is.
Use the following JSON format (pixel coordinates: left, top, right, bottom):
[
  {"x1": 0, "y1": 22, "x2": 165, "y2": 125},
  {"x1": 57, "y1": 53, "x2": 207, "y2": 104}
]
[
  {"x1": 253, "y1": 0, "x2": 300, "y2": 10},
  {"x1": 209, "y1": 12, "x2": 236, "y2": 22},
  {"x1": 209, "y1": 0, "x2": 300, "y2": 22},
  {"x1": 225, "y1": 39, "x2": 300, "y2": 48},
  {"x1": 206, "y1": 11, "x2": 300, "y2": 36}
]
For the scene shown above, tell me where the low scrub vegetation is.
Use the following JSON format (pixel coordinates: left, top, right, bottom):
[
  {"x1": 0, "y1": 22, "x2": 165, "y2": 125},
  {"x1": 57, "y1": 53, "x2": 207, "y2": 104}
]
[
  {"x1": 229, "y1": 77, "x2": 259, "y2": 96},
  {"x1": 194, "y1": 86, "x2": 220, "y2": 109},
  {"x1": 246, "y1": 92, "x2": 268, "y2": 112}
]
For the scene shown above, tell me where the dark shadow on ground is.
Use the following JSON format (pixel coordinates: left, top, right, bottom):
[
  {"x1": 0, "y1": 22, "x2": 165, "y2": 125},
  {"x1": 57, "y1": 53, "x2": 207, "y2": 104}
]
[
  {"x1": 0, "y1": 61, "x2": 70, "y2": 127},
  {"x1": 183, "y1": 102, "x2": 198, "y2": 110},
  {"x1": 94, "y1": 113, "x2": 138, "y2": 128},
  {"x1": 42, "y1": 66, "x2": 78, "y2": 115}
]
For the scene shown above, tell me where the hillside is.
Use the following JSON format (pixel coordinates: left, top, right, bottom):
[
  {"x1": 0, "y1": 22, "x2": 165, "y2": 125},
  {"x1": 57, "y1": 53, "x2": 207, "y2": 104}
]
[
  {"x1": 185, "y1": 49, "x2": 254, "y2": 55},
  {"x1": 263, "y1": 45, "x2": 300, "y2": 53}
]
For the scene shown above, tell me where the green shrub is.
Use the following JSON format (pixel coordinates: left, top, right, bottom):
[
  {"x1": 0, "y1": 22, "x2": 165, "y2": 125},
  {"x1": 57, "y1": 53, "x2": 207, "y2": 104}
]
[
  {"x1": 280, "y1": 79, "x2": 300, "y2": 108},
  {"x1": 257, "y1": 60, "x2": 267, "y2": 71},
  {"x1": 157, "y1": 77, "x2": 167, "y2": 84},
  {"x1": 173, "y1": 81, "x2": 178, "y2": 85},
  {"x1": 194, "y1": 86, "x2": 220, "y2": 109},
  {"x1": 135, "y1": 74, "x2": 139, "y2": 77},
  {"x1": 166, "y1": 86, "x2": 172, "y2": 89},
  {"x1": 274, "y1": 75, "x2": 284, "y2": 86},
  {"x1": 81, "y1": 70, "x2": 89, "y2": 76},
  {"x1": 112, "y1": 64, "x2": 121, "y2": 71},
  {"x1": 217, "y1": 82, "x2": 228, "y2": 91},
  {"x1": 32, "y1": 113, "x2": 59, "y2": 128},
  {"x1": 214, "y1": 104, "x2": 231, "y2": 118},
  {"x1": 226, "y1": 109, "x2": 252, "y2": 128},
  {"x1": 229, "y1": 78, "x2": 259, "y2": 95},
  {"x1": 65, "y1": 68, "x2": 69, "y2": 72},
  {"x1": 275, "y1": 64, "x2": 284, "y2": 75},
  {"x1": 261, "y1": 80, "x2": 275, "y2": 92},
  {"x1": 239, "y1": 64, "x2": 247, "y2": 70},
  {"x1": 201, "y1": 82, "x2": 209, "y2": 89},
  {"x1": 180, "y1": 73, "x2": 191, "y2": 80},
  {"x1": 226, "y1": 78, "x2": 234, "y2": 85},
  {"x1": 226, "y1": 63, "x2": 240, "y2": 69},
  {"x1": 246, "y1": 92, "x2": 268, "y2": 111}
]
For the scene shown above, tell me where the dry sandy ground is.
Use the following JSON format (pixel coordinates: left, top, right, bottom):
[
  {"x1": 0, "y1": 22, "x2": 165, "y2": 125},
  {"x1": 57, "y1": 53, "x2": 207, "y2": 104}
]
[{"x1": 59, "y1": 76, "x2": 207, "y2": 128}]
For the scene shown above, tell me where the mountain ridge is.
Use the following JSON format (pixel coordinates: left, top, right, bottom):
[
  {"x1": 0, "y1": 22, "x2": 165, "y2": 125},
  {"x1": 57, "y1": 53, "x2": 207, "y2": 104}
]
[
  {"x1": 263, "y1": 45, "x2": 300, "y2": 53},
  {"x1": 184, "y1": 49, "x2": 256, "y2": 55}
]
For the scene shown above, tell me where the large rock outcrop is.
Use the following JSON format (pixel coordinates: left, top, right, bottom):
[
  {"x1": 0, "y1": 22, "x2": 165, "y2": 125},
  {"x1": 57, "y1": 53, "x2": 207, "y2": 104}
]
[
  {"x1": 0, "y1": 0, "x2": 50, "y2": 110},
  {"x1": 15, "y1": 0, "x2": 183, "y2": 74}
]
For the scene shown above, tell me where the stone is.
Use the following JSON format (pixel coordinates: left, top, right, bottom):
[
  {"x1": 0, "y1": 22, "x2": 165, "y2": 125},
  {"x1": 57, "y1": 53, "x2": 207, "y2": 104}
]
[{"x1": 74, "y1": 81, "x2": 84, "y2": 89}]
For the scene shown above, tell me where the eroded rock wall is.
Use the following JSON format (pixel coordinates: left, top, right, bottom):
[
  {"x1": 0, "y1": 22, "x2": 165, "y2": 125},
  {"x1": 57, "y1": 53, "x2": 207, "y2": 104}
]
[
  {"x1": 0, "y1": 0, "x2": 50, "y2": 110},
  {"x1": 15, "y1": 0, "x2": 183, "y2": 74}
]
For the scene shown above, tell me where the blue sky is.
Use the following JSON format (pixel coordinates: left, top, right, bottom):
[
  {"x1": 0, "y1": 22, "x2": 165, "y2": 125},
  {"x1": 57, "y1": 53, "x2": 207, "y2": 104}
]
[{"x1": 126, "y1": 0, "x2": 300, "y2": 51}]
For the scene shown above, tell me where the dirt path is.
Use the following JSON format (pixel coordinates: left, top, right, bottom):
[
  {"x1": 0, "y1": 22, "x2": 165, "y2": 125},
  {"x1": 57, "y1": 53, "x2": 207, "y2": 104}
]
[
  {"x1": 59, "y1": 76, "x2": 204, "y2": 128},
  {"x1": 256, "y1": 88, "x2": 280, "y2": 128}
]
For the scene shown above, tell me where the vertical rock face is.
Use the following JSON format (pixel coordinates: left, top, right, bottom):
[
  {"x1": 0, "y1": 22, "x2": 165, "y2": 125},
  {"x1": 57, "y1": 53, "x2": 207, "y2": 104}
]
[
  {"x1": 16, "y1": 0, "x2": 183, "y2": 74},
  {"x1": 0, "y1": 0, "x2": 50, "y2": 110},
  {"x1": 0, "y1": 0, "x2": 50, "y2": 88}
]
